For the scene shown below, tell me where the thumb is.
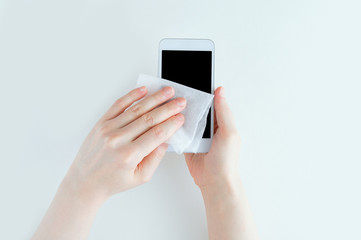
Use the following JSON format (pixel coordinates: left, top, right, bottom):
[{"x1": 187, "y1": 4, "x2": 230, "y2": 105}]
[{"x1": 214, "y1": 87, "x2": 237, "y2": 132}]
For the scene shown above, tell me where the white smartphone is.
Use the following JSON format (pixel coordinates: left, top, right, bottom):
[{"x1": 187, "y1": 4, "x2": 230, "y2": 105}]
[{"x1": 158, "y1": 38, "x2": 215, "y2": 153}]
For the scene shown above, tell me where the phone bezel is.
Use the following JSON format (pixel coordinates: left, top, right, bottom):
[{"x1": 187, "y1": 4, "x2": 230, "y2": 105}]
[{"x1": 158, "y1": 38, "x2": 215, "y2": 153}]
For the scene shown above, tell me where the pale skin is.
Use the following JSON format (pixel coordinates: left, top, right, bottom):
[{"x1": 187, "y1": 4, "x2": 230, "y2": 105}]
[{"x1": 31, "y1": 85, "x2": 258, "y2": 240}]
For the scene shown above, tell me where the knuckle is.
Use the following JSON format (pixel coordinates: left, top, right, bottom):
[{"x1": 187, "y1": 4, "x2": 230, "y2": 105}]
[
  {"x1": 130, "y1": 104, "x2": 142, "y2": 117},
  {"x1": 98, "y1": 124, "x2": 110, "y2": 137},
  {"x1": 223, "y1": 130, "x2": 233, "y2": 139},
  {"x1": 224, "y1": 130, "x2": 241, "y2": 142},
  {"x1": 122, "y1": 145, "x2": 135, "y2": 158},
  {"x1": 104, "y1": 134, "x2": 117, "y2": 148},
  {"x1": 119, "y1": 158, "x2": 132, "y2": 168},
  {"x1": 141, "y1": 173, "x2": 152, "y2": 183},
  {"x1": 155, "y1": 147, "x2": 164, "y2": 160},
  {"x1": 153, "y1": 126, "x2": 166, "y2": 138},
  {"x1": 142, "y1": 113, "x2": 154, "y2": 126},
  {"x1": 114, "y1": 97, "x2": 129, "y2": 110},
  {"x1": 117, "y1": 146, "x2": 136, "y2": 167}
]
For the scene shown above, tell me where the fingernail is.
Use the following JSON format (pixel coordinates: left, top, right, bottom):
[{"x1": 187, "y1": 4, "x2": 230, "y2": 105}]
[
  {"x1": 163, "y1": 86, "x2": 173, "y2": 96},
  {"x1": 219, "y1": 87, "x2": 225, "y2": 98},
  {"x1": 139, "y1": 86, "x2": 147, "y2": 92},
  {"x1": 176, "y1": 98, "x2": 186, "y2": 107}
]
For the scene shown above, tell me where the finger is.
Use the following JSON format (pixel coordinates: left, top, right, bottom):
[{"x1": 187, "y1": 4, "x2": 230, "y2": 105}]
[
  {"x1": 135, "y1": 143, "x2": 168, "y2": 183},
  {"x1": 132, "y1": 113, "x2": 184, "y2": 159},
  {"x1": 213, "y1": 90, "x2": 219, "y2": 133},
  {"x1": 108, "y1": 86, "x2": 175, "y2": 129},
  {"x1": 100, "y1": 86, "x2": 147, "y2": 122},
  {"x1": 121, "y1": 97, "x2": 186, "y2": 142},
  {"x1": 214, "y1": 87, "x2": 237, "y2": 131},
  {"x1": 184, "y1": 153, "x2": 194, "y2": 162}
]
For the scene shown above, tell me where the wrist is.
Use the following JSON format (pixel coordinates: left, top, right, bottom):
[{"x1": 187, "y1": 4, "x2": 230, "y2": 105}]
[
  {"x1": 31, "y1": 174, "x2": 106, "y2": 240},
  {"x1": 59, "y1": 174, "x2": 108, "y2": 209},
  {"x1": 200, "y1": 176, "x2": 243, "y2": 201}
]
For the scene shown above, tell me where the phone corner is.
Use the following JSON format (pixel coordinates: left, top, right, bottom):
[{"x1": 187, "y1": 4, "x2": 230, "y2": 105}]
[
  {"x1": 159, "y1": 38, "x2": 169, "y2": 47},
  {"x1": 207, "y1": 39, "x2": 215, "y2": 48}
]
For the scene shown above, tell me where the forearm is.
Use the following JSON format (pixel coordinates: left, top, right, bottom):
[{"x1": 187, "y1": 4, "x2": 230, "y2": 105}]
[
  {"x1": 200, "y1": 178, "x2": 258, "y2": 240},
  {"x1": 31, "y1": 177, "x2": 106, "y2": 240}
]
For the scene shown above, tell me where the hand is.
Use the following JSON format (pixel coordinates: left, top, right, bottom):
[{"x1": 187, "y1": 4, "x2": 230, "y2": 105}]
[
  {"x1": 185, "y1": 87, "x2": 258, "y2": 240},
  {"x1": 184, "y1": 86, "x2": 241, "y2": 190},
  {"x1": 63, "y1": 85, "x2": 187, "y2": 202},
  {"x1": 32, "y1": 85, "x2": 187, "y2": 240}
]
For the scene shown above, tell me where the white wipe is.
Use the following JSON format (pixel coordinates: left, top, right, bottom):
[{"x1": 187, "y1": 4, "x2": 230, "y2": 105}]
[{"x1": 135, "y1": 74, "x2": 214, "y2": 154}]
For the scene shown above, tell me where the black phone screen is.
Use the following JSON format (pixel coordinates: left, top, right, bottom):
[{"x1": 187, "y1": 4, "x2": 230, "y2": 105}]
[{"x1": 161, "y1": 50, "x2": 212, "y2": 138}]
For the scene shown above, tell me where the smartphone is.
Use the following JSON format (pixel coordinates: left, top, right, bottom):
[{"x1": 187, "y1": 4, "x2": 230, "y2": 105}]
[{"x1": 158, "y1": 38, "x2": 215, "y2": 153}]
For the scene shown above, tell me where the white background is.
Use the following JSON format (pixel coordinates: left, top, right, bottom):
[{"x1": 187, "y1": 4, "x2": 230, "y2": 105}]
[{"x1": 1, "y1": 0, "x2": 360, "y2": 239}]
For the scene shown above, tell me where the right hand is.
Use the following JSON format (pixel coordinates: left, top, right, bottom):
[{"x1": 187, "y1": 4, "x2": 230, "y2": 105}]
[
  {"x1": 184, "y1": 87, "x2": 241, "y2": 190},
  {"x1": 63, "y1": 85, "x2": 187, "y2": 202}
]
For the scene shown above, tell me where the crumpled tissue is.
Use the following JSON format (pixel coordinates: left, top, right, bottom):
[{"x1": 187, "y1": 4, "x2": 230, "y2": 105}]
[{"x1": 135, "y1": 74, "x2": 214, "y2": 154}]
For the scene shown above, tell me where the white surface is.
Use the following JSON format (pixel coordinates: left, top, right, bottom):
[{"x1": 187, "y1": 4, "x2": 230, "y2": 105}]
[{"x1": 0, "y1": 0, "x2": 360, "y2": 239}]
